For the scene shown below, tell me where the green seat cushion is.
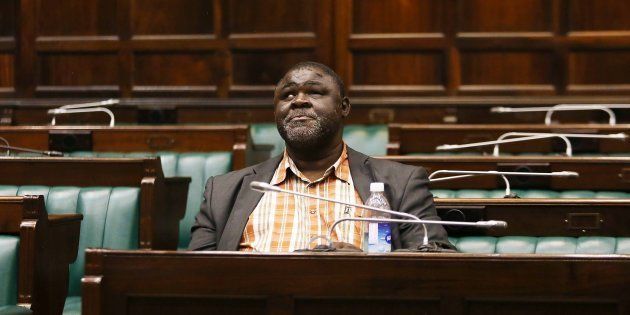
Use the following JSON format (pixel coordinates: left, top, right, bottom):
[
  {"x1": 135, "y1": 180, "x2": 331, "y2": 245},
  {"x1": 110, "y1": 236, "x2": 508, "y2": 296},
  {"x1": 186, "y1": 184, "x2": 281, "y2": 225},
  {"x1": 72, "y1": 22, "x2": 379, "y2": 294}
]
[
  {"x1": 61, "y1": 296, "x2": 81, "y2": 315},
  {"x1": 251, "y1": 123, "x2": 388, "y2": 157},
  {"x1": 455, "y1": 236, "x2": 497, "y2": 254},
  {"x1": 431, "y1": 190, "x2": 455, "y2": 198},
  {"x1": 576, "y1": 237, "x2": 616, "y2": 254},
  {"x1": 0, "y1": 236, "x2": 19, "y2": 307},
  {"x1": 66, "y1": 151, "x2": 233, "y2": 248},
  {"x1": 452, "y1": 236, "x2": 625, "y2": 254},
  {"x1": 559, "y1": 190, "x2": 596, "y2": 199},
  {"x1": 343, "y1": 125, "x2": 387, "y2": 156},
  {"x1": 615, "y1": 238, "x2": 630, "y2": 254},
  {"x1": 535, "y1": 237, "x2": 577, "y2": 254},
  {"x1": 0, "y1": 305, "x2": 32, "y2": 315},
  {"x1": 495, "y1": 236, "x2": 537, "y2": 254}
]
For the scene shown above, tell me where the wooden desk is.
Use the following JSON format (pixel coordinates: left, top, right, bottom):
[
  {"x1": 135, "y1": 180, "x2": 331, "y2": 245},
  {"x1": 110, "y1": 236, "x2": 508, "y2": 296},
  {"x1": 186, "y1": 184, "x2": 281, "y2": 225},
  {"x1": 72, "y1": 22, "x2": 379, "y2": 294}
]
[
  {"x1": 0, "y1": 195, "x2": 82, "y2": 315},
  {"x1": 0, "y1": 157, "x2": 189, "y2": 249},
  {"x1": 0, "y1": 125, "x2": 248, "y2": 170},
  {"x1": 383, "y1": 155, "x2": 630, "y2": 190},
  {"x1": 82, "y1": 249, "x2": 630, "y2": 315},
  {"x1": 388, "y1": 124, "x2": 630, "y2": 155},
  {"x1": 435, "y1": 198, "x2": 630, "y2": 237}
]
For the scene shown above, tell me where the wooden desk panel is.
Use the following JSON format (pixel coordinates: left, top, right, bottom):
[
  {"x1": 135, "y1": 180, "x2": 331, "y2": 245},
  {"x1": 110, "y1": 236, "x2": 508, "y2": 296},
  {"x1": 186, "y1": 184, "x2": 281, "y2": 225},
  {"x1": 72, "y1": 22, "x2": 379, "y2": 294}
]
[
  {"x1": 383, "y1": 156, "x2": 630, "y2": 191},
  {"x1": 388, "y1": 124, "x2": 630, "y2": 155},
  {"x1": 82, "y1": 249, "x2": 630, "y2": 315},
  {"x1": 0, "y1": 125, "x2": 248, "y2": 170}
]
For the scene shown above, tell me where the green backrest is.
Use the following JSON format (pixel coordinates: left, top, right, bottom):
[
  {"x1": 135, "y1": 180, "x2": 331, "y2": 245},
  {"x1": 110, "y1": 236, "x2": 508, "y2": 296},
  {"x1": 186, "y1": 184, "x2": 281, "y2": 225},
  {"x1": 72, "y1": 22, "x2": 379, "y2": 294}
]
[
  {"x1": 250, "y1": 123, "x2": 388, "y2": 157},
  {"x1": 0, "y1": 186, "x2": 140, "y2": 297},
  {"x1": 0, "y1": 236, "x2": 19, "y2": 307},
  {"x1": 66, "y1": 152, "x2": 232, "y2": 249},
  {"x1": 431, "y1": 189, "x2": 630, "y2": 199},
  {"x1": 449, "y1": 236, "x2": 630, "y2": 254}
]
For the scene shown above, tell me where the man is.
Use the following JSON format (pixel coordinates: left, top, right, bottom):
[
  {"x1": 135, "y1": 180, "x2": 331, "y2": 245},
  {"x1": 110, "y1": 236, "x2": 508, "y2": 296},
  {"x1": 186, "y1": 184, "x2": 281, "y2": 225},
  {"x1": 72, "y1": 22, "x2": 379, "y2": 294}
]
[{"x1": 189, "y1": 61, "x2": 452, "y2": 252}]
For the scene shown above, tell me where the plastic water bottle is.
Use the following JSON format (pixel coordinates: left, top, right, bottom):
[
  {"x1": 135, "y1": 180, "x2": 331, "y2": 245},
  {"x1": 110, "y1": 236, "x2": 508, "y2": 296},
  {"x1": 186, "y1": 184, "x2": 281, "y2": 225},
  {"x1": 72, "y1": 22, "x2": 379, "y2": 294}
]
[{"x1": 362, "y1": 182, "x2": 392, "y2": 253}]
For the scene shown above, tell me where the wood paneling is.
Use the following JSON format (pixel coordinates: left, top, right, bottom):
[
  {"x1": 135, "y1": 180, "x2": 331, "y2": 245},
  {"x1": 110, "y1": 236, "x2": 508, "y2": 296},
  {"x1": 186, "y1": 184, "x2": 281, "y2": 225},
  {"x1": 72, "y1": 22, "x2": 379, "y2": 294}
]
[
  {"x1": 352, "y1": 0, "x2": 444, "y2": 34},
  {"x1": 458, "y1": 0, "x2": 551, "y2": 33},
  {"x1": 0, "y1": 54, "x2": 14, "y2": 87},
  {"x1": 228, "y1": 0, "x2": 315, "y2": 34},
  {"x1": 37, "y1": 53, "x2": 118, "y2": 86},
  {"x1": 134, "y1": 53, "x2": 219, "y2": 86},
  {"x1": 36, "y1": 0, "x2": 117, "y2": 36},
  {"x1": 568, "y1": 0, "x2": 630, "y2": 32},
  {"x1": 0, "y1": 0, "x2": 16, "y2": 37},
  {"x1": 3, "y1": 0, "x2": 630, "y2": 98},
  {"x1": 132, "y1": 0, "x2": 214, "y2": 35}
]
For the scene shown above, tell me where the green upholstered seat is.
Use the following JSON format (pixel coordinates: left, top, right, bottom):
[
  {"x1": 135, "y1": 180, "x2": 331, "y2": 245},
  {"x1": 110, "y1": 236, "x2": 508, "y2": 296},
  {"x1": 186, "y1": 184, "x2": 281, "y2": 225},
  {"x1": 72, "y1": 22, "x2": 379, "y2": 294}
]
[
  {"x1": 0, "y1": 236, "x2": 19, "y2": 309},
  {"x1": 0, "y1": 186, "x2": 141, "y2": 314},
  {"x1": 67, "y1": 151, "x2": 233, "y2": 249},
  {"x1": 250, "y1": 123, "x2": 388, "y2": 157},
  {"x1": 431, "y1": 189, "x2": 630, "y2": 199},
  {"x1": 0, "y1": 305, "x2": 32, "y2": 315},
  {"x1": 450, "y1": 236, "x2": 630, "y2": 254}
]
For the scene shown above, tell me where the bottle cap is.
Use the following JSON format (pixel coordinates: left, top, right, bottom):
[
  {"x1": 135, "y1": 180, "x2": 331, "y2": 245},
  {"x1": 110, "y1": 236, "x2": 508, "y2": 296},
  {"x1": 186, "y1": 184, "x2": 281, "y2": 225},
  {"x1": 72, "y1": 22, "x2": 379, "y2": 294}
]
[{"x1": 370, "y1": 182, "x2": 384, "y2": 192}]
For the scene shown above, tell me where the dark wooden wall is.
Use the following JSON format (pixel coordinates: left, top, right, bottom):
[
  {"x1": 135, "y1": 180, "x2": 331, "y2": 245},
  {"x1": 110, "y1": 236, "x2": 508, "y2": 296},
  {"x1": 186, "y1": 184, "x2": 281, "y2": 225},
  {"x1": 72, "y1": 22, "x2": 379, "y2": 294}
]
[{"x1": 1, "y1": 0, "x2": 629, "y2": 99}]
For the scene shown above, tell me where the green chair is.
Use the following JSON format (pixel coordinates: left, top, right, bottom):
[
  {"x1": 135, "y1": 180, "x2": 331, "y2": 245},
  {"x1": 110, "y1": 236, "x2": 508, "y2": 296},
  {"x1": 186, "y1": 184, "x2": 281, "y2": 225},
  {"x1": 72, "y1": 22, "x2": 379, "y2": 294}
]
[{"x1": 450, "y1": 236, "x2": 630, "y2": 254}]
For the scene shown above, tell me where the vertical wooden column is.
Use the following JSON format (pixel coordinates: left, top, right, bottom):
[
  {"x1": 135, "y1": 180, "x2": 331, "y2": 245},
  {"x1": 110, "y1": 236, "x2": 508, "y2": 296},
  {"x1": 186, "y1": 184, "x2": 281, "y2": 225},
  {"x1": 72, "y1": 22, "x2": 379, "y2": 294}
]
[
  {"x1": 444, "y1": 0, "x2": 460, "y2": 96},
  {"x1": 17, "y1": 0, "x2": 36, "y2": 97},
  {"x1": 118, "y1": 0, "x2": 133, "y2": 97}
]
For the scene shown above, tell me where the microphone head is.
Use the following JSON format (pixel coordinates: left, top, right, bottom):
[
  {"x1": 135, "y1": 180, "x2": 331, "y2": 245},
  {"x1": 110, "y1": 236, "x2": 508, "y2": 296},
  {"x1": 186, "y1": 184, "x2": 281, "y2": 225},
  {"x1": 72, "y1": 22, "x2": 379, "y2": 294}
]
[
  {"x1": 250, "y1": 181, "x2": 279, "y2": 193},
  {"x1": 487, "y1": 220, "x2": 508, "y2": 228},
  {"x1": 45, "y1": 151, "x2": 64, "y2": 157}
]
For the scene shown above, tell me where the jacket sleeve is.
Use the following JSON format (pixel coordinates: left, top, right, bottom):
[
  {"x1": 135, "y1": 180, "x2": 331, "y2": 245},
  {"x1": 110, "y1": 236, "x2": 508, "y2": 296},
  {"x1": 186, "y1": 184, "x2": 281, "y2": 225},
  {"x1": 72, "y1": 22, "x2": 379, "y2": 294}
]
[
  {"x1": 397, "y1": 167, "x2": 455, "y2": 250},
  {"x1": 188, "y1": 177, "x2": 218, "y2": 251}
]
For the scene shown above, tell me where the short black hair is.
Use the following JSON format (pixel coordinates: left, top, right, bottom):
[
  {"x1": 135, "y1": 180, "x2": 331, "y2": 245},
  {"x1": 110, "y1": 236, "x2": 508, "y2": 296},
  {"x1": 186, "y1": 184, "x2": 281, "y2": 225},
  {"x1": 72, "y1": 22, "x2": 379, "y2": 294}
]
[{"x1": 281, "y1": 61, "x2": 346, "y2": 98}]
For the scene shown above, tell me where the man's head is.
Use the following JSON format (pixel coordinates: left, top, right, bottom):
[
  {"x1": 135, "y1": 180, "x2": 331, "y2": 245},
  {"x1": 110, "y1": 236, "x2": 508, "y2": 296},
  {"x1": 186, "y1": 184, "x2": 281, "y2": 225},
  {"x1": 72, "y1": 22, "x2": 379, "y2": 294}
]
[{"x1": 274, "y1": 62, "x2": 350, "y2": 152}]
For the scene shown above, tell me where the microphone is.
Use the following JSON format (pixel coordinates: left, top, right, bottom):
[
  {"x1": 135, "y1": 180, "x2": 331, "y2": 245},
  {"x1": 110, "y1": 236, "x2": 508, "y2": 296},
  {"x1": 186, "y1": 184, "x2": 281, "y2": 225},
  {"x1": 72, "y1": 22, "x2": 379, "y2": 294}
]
[
  {"x1": 0, "y1": 137, "x2": 64, "y2": 157},
  {"x1": 428, "y1": 170, "x2": 579, "y2": 198},
  {"x1": 491, "y1": 104, "x2": 630, "y2": 126},
  {"x1": 436, "y1": 132, "x2": 627, "y2": 157},
  {"x1": 48, "y1": 99, "x2": 118, "y2": 127},
  {"x1": 250, "y1": 181, "x2": 507, "y2": 248}
]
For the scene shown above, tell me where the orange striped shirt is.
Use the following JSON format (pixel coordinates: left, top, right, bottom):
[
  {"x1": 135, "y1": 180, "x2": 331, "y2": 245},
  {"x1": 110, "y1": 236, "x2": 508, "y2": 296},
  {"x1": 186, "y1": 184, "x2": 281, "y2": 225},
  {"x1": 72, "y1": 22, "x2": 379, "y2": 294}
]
[{"x1": 239, "y1": 145, "x2": 365, "y2": 252}]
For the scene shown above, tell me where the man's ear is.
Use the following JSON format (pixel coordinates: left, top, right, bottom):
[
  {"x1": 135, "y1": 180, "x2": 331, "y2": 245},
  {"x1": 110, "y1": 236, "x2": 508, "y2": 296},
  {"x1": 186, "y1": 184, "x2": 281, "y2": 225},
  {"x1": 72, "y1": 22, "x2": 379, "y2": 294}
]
[{"x1": 340, "y1": 97, "x2": 351, "y2": 118}]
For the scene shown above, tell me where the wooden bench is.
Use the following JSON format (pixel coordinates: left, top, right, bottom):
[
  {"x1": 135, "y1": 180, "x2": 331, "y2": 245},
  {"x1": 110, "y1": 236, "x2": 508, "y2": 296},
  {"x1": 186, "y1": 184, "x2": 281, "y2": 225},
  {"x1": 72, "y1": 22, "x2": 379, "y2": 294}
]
[
  {"x1": 0, "y1": 157, "x2": 189, "y2": 250},
  {"x1": 0, "y1": 125, "x2": 248, "y2": 170},
  {"x1": 383, "y1": 155, "x2": 630, "y2": 191},
  {"x1": 0, "y1": 195, "x2": 82, "y2": 315},
  {"x1": 81, "y1": 250, "x2": 630, "y2": 315},
  {"x1": 387, "y1": 123, "x2": 629, "y2": 155}
]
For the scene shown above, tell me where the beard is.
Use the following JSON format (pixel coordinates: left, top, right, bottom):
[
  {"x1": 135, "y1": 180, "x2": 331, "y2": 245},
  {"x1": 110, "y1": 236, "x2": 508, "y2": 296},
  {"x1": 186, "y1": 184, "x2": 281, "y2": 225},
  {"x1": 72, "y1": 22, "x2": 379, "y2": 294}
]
[{"x1": 277, "y1": 112, "x2": 340, "y2": 150}]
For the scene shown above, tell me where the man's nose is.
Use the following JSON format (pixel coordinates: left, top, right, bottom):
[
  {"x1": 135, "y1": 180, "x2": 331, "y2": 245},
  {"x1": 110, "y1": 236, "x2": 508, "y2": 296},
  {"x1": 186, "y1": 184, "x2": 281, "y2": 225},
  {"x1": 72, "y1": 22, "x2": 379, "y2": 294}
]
[{"x1": 291, "y1": 92, "x2": 311, "y2": 108}]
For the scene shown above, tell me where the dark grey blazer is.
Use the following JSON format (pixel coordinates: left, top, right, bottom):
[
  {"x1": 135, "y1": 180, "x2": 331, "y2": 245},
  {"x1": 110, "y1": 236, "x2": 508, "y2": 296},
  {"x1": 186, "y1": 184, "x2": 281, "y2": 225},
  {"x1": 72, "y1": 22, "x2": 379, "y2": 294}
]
[{"x1": 188, "y1": 147, "x2": 451, "y2": 251}]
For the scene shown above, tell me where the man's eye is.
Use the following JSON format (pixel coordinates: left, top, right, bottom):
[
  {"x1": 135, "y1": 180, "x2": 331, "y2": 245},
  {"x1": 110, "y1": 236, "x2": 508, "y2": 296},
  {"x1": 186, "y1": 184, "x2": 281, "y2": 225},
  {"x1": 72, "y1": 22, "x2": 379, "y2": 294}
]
[{"x1": 283, "y1": 93, "x2": 295, "y2": 99}]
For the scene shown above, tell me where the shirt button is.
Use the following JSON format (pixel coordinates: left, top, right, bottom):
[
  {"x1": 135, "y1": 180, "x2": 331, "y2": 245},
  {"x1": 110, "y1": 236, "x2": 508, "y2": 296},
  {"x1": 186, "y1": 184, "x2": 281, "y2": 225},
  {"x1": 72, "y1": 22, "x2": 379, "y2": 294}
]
[{"x1": 309, "y1": 210, "x2": 316, "y2": 215}]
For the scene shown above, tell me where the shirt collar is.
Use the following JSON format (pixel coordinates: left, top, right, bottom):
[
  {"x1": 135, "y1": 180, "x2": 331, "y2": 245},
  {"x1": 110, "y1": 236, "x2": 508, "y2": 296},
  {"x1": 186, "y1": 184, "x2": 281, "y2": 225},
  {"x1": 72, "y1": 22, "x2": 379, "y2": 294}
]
[{"x1": 270, "y1": 143, "x2": 351, "y2": 185}]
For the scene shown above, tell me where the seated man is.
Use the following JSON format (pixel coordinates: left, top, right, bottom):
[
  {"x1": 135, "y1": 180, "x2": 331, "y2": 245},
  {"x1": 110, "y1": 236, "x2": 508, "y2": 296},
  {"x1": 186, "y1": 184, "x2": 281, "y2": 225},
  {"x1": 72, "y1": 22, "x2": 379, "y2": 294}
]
[{"x1": 189, "y1": 61, "x2": 452, "y2": 252}]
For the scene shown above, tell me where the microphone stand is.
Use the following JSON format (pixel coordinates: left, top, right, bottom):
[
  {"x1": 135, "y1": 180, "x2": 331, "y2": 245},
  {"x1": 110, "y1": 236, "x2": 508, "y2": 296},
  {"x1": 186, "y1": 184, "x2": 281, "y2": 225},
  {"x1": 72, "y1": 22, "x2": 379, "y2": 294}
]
[
  {"x1": 250, "y1": 181, "x2": 508, "y2": 252},
  {"x1": 0, "y1": 136, "x2": 64, "y2": 157}
]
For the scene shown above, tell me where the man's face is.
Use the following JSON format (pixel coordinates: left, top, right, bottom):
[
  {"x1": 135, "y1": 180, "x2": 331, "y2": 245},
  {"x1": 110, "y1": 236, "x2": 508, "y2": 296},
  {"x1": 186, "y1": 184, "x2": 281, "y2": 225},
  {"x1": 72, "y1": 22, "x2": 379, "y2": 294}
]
[{"x1": 274, "y1": 67, "x2": 348, "y2": 150}]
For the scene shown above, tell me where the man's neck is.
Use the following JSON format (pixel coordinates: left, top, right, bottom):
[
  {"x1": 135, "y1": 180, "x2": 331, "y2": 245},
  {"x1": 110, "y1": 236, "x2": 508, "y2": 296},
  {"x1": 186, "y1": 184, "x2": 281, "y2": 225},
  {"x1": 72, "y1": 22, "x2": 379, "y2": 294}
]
[{"x1": 286, "y1": 141, "x2": 344, "y2": 182}]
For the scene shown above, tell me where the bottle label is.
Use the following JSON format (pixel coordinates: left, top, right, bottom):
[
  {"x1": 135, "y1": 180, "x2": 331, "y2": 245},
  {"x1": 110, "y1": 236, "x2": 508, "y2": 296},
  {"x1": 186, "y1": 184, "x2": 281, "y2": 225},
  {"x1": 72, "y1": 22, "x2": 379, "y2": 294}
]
[{"x1": 367, "y1": 223, "x2": 391, "y2": 253}]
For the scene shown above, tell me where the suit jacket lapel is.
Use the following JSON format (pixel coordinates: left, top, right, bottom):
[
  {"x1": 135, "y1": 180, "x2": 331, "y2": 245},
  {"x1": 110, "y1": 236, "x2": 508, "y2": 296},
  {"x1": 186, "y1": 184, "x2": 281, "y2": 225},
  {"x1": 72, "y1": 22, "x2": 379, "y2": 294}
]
[
  {"x1": 347, "y1": 147, "x2": 373, "y2": 202},
  {"x1": 218, "y1": 155, "x2": 282, "y2": 251}
]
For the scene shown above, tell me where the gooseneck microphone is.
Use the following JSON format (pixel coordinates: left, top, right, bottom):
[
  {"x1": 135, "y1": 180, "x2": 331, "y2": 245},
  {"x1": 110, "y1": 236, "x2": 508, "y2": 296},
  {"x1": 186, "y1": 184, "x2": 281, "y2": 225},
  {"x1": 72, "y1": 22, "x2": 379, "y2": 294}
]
[
  {"x1": 250, "y1": 181, "x2": 508, "y2": 248},
  {"x1": 0, "y1": 137, "x2": 64, "y2": 157}
]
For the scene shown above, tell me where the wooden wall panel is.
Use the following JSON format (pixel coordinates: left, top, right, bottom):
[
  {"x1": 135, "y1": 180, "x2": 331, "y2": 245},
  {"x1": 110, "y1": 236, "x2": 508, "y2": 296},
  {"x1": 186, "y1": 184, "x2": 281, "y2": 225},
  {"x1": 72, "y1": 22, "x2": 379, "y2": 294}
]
[
  {"x1": 232, "y1": 50, "x2": 315, "y2": 86},
  {"x1": 352, "y1": 0, "x2": 444, "y2": 33},
  {"x1": 228, "y1": 0, "x2": 315, "y2": 33},
  {"x1": 0, "y1": 1, "x2": 16, "y2": 36},
  {"x1": 0, "y1": 54, "x2": 14, "y2": 87},
  {"x1": 568, "y1": 0, "x2": 630, "y2": 31},
  {"x1": 352, "y1": 51, "x2": 444, "y2": 86},
  {"x1": 3, "y1": 0, "x2": 630, "y2": 98},
  {"x1": 36, "y1": 0, "x2": 117, "y2": 36},
  {"x1": 134, "y1": 52, "x2": 219, "y2": 88},
  {"x1": 460, "y1": 51, "x2": 555, "y2": 93},
  {"x1": 37, "y1": 53, "x2": 118, "y2": 86},
  {"x1": 458, "y1": 0, "x2": 551, "y2": 32},
  {"x1": 132, "y1": 0, "x2": 214, "y2": 35}
]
